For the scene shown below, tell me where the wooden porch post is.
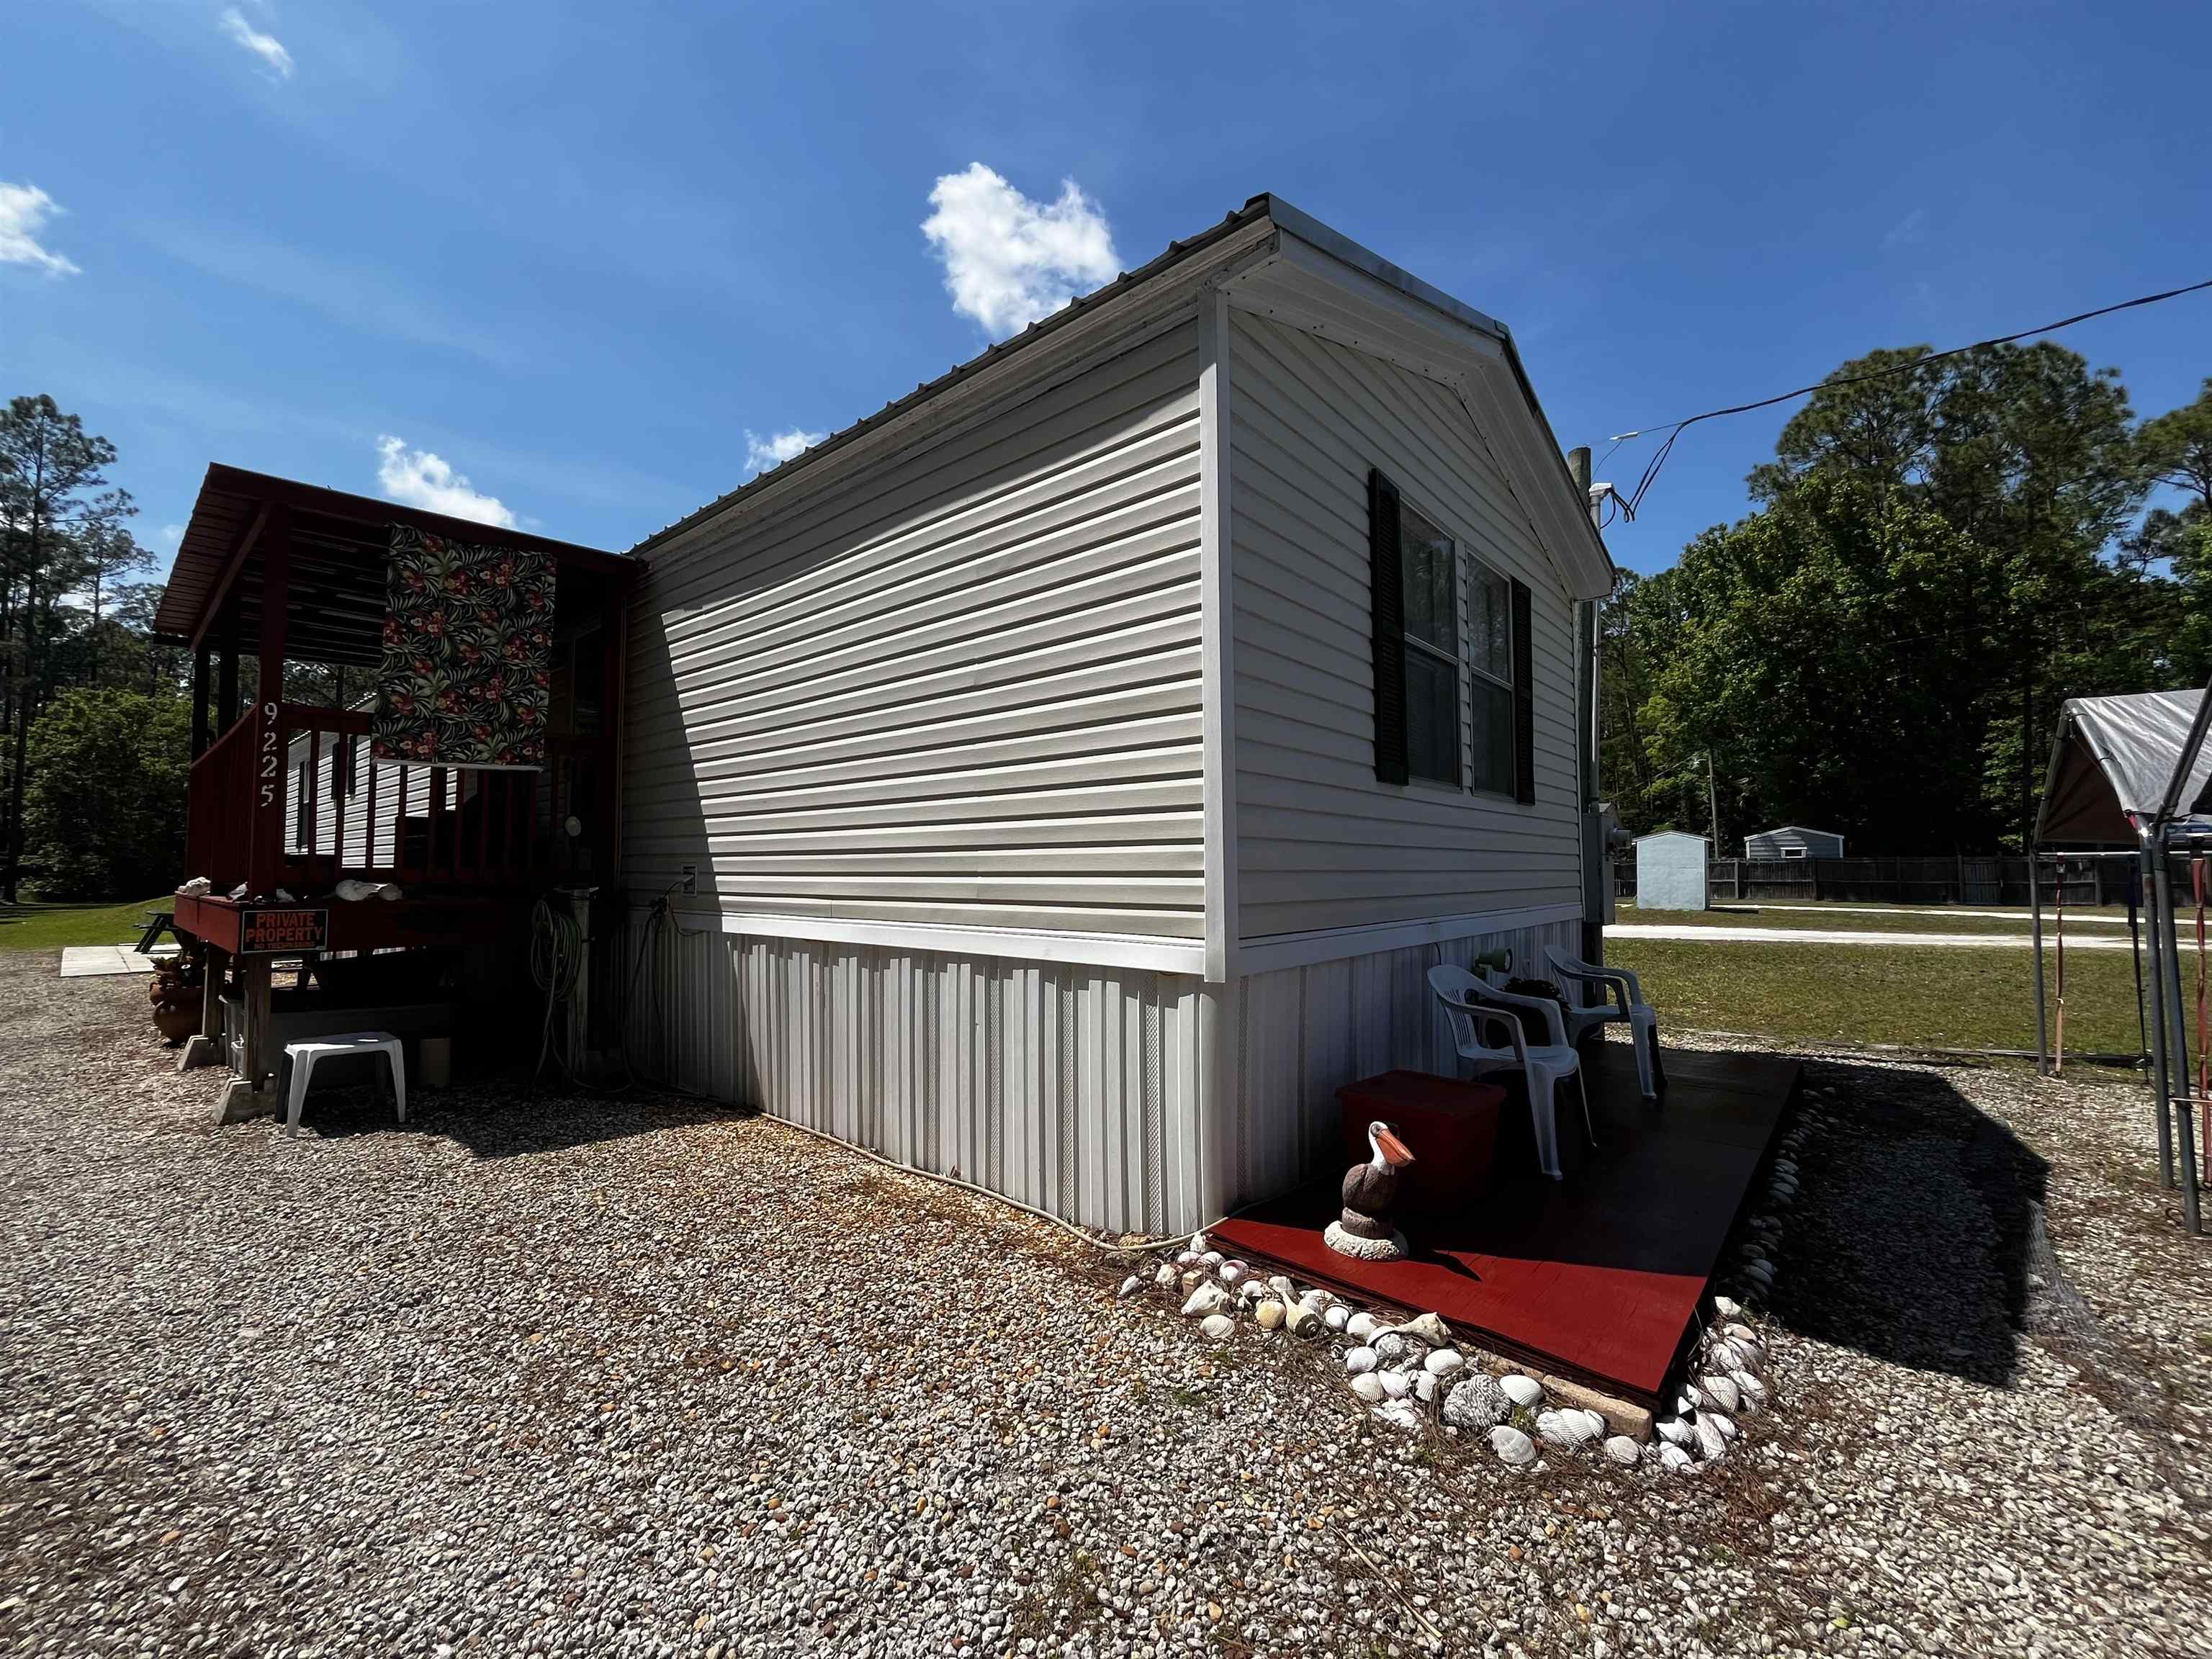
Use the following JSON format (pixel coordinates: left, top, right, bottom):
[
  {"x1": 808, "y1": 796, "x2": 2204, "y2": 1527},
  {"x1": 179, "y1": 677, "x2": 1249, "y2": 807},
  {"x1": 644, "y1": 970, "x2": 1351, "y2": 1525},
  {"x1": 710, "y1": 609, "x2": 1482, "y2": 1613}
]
[
  {"x1": 217, "y1": 629, "x2": 239, "y2": 736},
  {"x1": 191, "y1": 646, "x2": 212, "y2": 760},
  {"x1": 240, "y1": 956, "x2": 274, "y2": 1098},
  {"x1": 200, "y1": 945, "x2": 229, "y2": 1043},
  {"x1": 220, "y1": 503, "x2": 293, "y2": 1117},
  {"x1": 247, "y1": 504, "x2": 292, "y2": 903},
  {"x1": 176, "y1": 941, "x2": 232, "y2": 1074},
  {"x1": 598, "y1": 607, "x2": 626, "y2": 880}
]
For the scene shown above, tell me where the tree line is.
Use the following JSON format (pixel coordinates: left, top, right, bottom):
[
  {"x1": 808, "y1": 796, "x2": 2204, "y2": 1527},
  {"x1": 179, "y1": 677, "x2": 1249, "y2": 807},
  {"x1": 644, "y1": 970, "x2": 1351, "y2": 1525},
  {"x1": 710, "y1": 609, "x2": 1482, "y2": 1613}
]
[
  {"x1": 0, "y1": 394, "x2": 191, "y2": 902},
  {"x1": 1601, "y1": 347, "x2": 2212, "y2": 854}
]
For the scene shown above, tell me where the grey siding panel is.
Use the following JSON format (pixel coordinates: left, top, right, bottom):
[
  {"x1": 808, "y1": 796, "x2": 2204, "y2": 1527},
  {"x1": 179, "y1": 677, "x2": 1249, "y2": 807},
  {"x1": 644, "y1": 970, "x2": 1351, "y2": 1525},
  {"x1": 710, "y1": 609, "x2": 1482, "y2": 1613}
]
[
  {"x1": 627, "y1": 922, "x2": 1211, "y2": 1233},
  {"x1": 1228, "y1": 309, "x2": 1584, "y2": 942},
  {"x1": 624, "y1": 318, "x2": 1206, "y2": 941}
]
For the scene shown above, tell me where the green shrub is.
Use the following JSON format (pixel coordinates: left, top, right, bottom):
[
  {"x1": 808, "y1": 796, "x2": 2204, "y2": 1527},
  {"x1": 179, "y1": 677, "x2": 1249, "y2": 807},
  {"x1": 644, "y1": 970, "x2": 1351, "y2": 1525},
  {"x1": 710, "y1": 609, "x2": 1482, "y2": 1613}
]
[{"x1": 23, "y1": 688, "x2": 189, "y2": 900}]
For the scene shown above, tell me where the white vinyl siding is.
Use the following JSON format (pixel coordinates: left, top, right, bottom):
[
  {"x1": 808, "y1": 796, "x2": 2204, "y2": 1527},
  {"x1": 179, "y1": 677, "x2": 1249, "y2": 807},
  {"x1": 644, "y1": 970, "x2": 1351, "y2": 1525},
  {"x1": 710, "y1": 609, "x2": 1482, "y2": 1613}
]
[
  {"x1": 1743, "y1": 827, "x2": 1844, "y2": 858},
  {"x1": 284, "y1": 732, "x2": 443, "y2": 868},
  {"x1": 1226, "y1": 307, "x2": 1583, "y2": 943},
  {"x1": 623, "y1": 318, "x2": 1207, "y2": 943}
]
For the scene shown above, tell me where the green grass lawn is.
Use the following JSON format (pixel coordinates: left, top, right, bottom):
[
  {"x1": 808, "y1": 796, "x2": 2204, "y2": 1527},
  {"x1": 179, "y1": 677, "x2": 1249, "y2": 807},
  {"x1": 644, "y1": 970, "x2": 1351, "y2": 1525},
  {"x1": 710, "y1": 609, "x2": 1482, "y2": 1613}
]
[
  {"x1": 1614, "y1": 899, "x2": 2137, "y2": 935},
  {"x1": 1606, "y1": 934, "x2": 2149, "y2": 1057},
  {"x1": 0, "y1": 897, "x2": 171, "y2": 952}
]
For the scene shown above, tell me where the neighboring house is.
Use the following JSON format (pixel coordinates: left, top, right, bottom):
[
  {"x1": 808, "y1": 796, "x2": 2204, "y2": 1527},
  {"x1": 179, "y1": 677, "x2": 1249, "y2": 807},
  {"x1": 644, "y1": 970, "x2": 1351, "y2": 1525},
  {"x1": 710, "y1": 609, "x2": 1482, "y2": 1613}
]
[
  {"x1": 1635, "y1": 831, "x2": 1710, "y2": 911},
  {"x1": 1742, "y1": 824, "x2": 1845, "y2": 860},
  {"x1": 619, "y1": 194, "x2": 1614, "y2": 1232}
]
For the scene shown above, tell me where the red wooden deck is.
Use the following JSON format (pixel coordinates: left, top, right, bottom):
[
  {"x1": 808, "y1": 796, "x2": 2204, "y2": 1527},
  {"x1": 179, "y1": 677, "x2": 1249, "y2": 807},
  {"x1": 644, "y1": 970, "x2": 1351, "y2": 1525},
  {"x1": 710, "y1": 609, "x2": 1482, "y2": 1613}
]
[{"x1": 1212, "y1": 1043, "x2": 1801, "y2": 1406}]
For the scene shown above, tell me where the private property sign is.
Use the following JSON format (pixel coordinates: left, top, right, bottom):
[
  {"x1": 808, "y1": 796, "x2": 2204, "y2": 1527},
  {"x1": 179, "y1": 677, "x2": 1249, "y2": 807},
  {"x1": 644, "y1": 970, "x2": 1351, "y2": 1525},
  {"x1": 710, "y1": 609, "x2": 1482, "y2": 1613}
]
[{"x1": 238, "y1": 909, "x2": 329, "y2": 955}]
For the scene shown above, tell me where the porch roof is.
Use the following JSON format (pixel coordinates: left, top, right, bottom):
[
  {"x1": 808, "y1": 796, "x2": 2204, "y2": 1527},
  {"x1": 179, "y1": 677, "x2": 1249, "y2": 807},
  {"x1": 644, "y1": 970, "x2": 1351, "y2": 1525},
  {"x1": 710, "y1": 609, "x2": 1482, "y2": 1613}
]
[{"x1": 153, "y1": 464, "x2": 634, "y2": 667}]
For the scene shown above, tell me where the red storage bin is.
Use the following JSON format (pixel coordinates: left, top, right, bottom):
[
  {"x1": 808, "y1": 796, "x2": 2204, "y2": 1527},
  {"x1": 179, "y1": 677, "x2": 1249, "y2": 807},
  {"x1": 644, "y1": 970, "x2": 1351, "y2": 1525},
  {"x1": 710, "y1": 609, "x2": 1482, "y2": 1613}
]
[{"x1": 1336, "y1": 1070, "x2": 1505, "y2": 1217}]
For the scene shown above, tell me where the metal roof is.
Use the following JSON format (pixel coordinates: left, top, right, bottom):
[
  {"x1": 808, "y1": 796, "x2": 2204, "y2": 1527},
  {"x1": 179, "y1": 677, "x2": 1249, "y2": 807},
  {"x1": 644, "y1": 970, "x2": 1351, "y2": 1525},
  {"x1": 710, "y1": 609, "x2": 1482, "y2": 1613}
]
[{"x1": 153, "y1": 463, "x2": 632, "y2": 657}]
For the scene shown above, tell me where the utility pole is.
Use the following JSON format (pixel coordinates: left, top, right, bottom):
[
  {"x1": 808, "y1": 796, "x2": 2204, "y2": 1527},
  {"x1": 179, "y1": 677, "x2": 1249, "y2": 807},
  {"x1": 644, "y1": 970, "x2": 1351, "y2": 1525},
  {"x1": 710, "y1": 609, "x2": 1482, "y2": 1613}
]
[
  {"x1": 1568, "y1": 446, "x2": 1606, "y2": 966},
  {"x1": 1707, "y1": 753, "x2": 1721, "y2": 854}
]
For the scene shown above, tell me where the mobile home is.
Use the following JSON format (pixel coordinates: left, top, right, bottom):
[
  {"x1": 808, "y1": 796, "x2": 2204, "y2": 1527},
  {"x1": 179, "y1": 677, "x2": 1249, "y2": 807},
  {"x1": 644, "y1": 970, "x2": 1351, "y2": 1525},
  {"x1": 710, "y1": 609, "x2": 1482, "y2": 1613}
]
[
  {"x1": 1742, "y1": 824, "x2": 1844, "y2": 860},
  {"x1": 621, "y1": 195, "x2": 1614, "y2": 1232}
]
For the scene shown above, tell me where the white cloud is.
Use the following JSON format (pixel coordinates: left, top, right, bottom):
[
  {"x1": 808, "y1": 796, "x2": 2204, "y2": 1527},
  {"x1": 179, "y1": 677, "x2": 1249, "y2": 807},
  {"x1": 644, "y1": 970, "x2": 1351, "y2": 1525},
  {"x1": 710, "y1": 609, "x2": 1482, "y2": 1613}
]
[
  {"x1": 220, "y1": 6, "x2": 295, "y2": 80},
  {"x1": 1883, "y1": 206, "x2": 1928, "y2": 248},
  {"x1": 0, "y1": 182, "x2": 81, "y2": 276},
  {"x1": 744, "y1": 428, "x2": 827, "y2": 475},
  {"x1": 374, "y1": 436, "x2": 516, "y2": 528},
  {"x1": 921, "y1": 163, "x2": 1120, "y2": 337},
  {"x1": 159, "y1": 523, "x2": 186, "y2": 548}
]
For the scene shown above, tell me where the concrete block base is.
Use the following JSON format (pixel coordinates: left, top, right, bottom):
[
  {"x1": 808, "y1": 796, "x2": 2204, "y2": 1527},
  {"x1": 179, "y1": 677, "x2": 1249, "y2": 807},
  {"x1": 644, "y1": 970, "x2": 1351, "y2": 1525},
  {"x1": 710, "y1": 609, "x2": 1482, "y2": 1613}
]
[
  {"x1": 177, "y1": 1034, "x2": 225, "y2": 1074},
  {"x1": 217, "y1": 1080, "x2": 282, "y2": 1124}
]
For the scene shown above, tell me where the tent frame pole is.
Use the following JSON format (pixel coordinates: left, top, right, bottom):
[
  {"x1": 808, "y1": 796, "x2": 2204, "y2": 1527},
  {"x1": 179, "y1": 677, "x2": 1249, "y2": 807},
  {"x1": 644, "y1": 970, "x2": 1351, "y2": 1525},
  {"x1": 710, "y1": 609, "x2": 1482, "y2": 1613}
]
[
  {"x1": 2154, "y1": 834, "x2": 2203, "y2": 1233},
  {"x1": 2144, "y1": 834, "x2": 2177, "y2": 1190},
  {"x1": 2028, "y1": 852, "x2": 2049, "y2": 1076},
  {"x1": 2128, "y1": 860, "x2": 2149, "y2": 1076}
]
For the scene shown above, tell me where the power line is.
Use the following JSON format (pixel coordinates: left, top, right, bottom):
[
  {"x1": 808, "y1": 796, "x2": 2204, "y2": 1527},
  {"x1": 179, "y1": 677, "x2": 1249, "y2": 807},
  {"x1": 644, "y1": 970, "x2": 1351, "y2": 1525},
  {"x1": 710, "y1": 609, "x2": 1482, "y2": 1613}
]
[{"x1": 1601, "y1": 274, "x2": 2212, "y2": 522}]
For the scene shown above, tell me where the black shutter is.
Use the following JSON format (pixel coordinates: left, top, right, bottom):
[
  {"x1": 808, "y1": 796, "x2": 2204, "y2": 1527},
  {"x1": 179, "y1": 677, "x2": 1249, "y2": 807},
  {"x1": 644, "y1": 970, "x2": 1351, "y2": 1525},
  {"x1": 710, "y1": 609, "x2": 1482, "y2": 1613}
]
[
  {"x1": 1511, "y1": 578, "x2": 1535, "y2": 804},
  {"x1": 1369, "y1": 468, "x2": 1408, "y2": 786}
]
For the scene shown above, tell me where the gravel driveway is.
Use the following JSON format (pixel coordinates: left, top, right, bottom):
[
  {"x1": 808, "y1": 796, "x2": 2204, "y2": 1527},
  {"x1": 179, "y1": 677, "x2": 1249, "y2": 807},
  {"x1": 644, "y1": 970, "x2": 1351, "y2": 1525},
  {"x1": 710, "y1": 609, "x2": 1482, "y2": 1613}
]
[{"x1": 3, "y1": 953, "x2": 2208, "y2": 1658}]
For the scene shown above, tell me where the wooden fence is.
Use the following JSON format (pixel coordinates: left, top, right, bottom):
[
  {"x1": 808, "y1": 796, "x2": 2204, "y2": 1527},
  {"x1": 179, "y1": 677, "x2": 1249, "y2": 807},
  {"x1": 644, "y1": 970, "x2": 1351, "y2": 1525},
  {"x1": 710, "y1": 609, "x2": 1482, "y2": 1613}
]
[{"x1": 1614, "y1": 855, "x2": 2146, "y2": 909}]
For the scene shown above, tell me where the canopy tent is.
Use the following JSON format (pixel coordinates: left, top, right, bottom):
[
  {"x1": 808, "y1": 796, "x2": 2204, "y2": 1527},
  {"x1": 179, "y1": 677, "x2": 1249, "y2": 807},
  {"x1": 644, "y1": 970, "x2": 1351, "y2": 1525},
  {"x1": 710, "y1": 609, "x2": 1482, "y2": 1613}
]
[
  {"x1": 2030, "y1": 682, "x2": 2212, "y2": 1236},
  {"x1": 2037, "y1": 689, "x2": 2212, "y2": 846}
]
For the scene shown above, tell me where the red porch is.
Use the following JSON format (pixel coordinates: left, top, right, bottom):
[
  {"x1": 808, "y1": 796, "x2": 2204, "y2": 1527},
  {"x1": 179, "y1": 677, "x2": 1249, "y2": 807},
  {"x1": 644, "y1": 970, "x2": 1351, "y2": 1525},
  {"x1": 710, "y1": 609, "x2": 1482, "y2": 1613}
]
[
  {"x1": 153, "y1": 464, "x2": 637, "y2": 1103},
  {"x1": 1213, "y1": 1043, "x2": 1802, "y2": 1409}
]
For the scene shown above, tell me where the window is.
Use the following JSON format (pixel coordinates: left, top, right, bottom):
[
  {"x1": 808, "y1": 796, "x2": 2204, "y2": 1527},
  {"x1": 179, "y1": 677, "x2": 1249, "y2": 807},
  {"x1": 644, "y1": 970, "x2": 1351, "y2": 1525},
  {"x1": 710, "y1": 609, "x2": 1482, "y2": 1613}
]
[
  {"x1": 1780, "y1": 845, "x2": 1807, "y2": 859},
  {"x1": 1369, "y1": 466, "x2": 1536, "y2": 803},
  {"x1": 1465, "y1": 562, "x2": 1514, "y2": 797},
  {"x1": 1399, "y1": 500, "x2": 1460, "y2": 786},
  {"x1": 294, "y1": 760, "x2": 311, "y2": 847}
]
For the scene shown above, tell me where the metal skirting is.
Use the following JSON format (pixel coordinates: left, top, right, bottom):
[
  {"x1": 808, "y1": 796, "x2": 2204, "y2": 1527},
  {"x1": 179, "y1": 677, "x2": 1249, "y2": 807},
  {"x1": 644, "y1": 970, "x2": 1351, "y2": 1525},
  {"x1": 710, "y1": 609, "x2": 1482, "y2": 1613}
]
[
  {"x1": 628, "y1": 920, "x2": 1211, "y2": 1234},
  {"x1": 626, "y1": 914, "x2": 1581, "y2": 1236}
]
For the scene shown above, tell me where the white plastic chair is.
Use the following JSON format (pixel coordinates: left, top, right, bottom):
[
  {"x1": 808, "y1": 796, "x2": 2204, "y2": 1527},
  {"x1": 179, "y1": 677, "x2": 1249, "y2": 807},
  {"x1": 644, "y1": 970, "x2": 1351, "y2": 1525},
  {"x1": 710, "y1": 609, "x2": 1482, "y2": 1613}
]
[
  {"x1": 1426, "y1": 965, "x2": 1594, "y2": 1180},
  {"x1": 284, "y1": 1032, "x2": 407, "y2": 1139},
  {"x1": 1545, "y1": 950, "x2": 1665, "y2": 1100}
]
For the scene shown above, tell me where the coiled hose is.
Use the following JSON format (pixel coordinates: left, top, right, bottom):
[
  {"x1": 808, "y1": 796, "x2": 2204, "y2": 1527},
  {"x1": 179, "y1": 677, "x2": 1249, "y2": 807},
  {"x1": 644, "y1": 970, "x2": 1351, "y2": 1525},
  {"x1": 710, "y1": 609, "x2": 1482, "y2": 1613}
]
[{"x1": 529, "y1": 898, "x2": 583, "y2": 1082}]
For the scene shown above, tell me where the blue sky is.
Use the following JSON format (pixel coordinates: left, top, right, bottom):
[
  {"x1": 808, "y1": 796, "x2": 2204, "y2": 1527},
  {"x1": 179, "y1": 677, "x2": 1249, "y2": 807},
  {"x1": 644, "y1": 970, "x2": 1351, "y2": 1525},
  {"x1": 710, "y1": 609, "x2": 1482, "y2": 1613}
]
[{"x1": 7, "y1": 1, "x2": 2210, "y2": 580}]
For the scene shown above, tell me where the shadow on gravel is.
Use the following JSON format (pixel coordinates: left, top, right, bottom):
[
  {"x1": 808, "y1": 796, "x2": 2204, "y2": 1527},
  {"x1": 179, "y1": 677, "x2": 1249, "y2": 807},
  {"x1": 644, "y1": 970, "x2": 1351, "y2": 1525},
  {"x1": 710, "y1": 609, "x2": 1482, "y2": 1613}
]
[
  {"x1": 1767, "y1": 1060, "x2": 2051, "y2": 1389},
  {"x1": 292, "y1": 1076, "x2": 755, "y2": 1158}
]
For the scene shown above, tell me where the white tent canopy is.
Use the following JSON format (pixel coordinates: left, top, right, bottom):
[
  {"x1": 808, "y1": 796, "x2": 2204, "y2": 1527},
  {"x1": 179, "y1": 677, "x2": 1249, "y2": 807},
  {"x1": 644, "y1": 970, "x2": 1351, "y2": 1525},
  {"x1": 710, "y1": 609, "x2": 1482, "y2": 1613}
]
[{"x1": 2036, "y1": 689, "x2": 2212, "y2": 847}]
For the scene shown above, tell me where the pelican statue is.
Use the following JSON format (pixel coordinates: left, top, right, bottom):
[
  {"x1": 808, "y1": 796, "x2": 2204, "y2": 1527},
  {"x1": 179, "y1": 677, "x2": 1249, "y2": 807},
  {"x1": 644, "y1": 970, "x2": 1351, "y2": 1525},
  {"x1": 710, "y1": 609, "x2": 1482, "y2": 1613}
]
[{"x1": 1325, "y1": 1120, "x2": 1416, "y2": 1262}]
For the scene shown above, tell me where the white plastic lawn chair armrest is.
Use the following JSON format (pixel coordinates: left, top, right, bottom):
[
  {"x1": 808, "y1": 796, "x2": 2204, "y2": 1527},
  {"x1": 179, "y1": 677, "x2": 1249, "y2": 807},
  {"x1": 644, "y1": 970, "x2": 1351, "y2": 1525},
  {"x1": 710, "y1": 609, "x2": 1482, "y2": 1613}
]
[
  {"x1": 1551, "y1": 953, "x2": 1638, "y2": 1016},
  {"x1": 1439, "y1": 992, "x2": 1532, "y2": 1066}
]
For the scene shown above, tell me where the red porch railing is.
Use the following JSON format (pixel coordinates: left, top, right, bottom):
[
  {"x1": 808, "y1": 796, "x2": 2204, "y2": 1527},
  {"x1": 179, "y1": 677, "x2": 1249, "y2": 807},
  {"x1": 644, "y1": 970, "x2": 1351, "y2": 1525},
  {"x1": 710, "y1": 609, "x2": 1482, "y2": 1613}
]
[
  {"x1": 182, "y1": 701, "x2": 264, "y2": 894},
  {"x1": 185, "y1": 702, "x2": 588, "y2": 899}
]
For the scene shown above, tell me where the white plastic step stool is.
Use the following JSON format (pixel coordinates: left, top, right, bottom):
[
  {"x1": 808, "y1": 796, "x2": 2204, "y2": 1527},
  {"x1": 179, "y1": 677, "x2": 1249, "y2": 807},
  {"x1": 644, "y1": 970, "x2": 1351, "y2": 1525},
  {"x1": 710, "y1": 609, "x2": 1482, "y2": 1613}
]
[{"x1": 284, "y1": 1032, "x2": 407, "y2": 1139}]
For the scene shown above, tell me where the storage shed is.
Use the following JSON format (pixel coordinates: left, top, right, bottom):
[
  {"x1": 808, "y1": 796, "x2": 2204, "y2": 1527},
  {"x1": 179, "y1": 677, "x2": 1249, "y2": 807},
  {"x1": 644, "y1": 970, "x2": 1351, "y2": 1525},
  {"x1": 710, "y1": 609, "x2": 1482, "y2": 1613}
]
[
  {"x1": 1743, "y1": 824, "x2": 1844, "y2": 860},
  {"x1": 1635, "y1": 832, "x2": 1710, "y2": 910},
  {"x1": 619, "y1": 194, "x2": 1614, "y2": 1232}
]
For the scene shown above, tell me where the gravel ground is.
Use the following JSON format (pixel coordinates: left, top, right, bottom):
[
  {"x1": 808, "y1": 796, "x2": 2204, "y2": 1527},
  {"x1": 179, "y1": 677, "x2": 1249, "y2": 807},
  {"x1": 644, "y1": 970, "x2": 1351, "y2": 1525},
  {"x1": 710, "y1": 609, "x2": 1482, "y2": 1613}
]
[{"x1": 3, "y1": 954, "x2": 2208, "y2": 1658}]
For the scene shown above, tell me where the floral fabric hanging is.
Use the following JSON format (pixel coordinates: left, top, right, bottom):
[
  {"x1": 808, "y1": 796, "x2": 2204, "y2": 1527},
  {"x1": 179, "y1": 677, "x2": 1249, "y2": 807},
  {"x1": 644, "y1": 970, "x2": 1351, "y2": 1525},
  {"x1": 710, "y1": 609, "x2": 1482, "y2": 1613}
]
[{"x1": 372, "y1": 524, "x2": 556, "y2": 768}]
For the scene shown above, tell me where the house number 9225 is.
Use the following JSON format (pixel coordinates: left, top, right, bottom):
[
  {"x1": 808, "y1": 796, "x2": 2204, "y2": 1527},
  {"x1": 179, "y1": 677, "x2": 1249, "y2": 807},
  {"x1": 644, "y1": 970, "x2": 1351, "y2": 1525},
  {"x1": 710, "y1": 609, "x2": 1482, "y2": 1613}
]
[{"x1": 258, "y1": 701, "x2": 279, "y2": 807}]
